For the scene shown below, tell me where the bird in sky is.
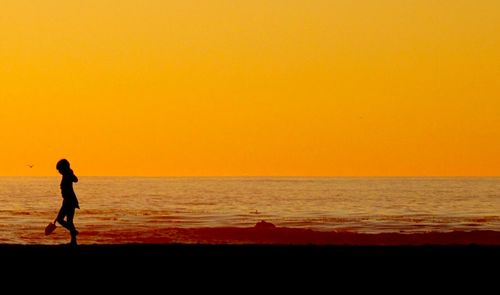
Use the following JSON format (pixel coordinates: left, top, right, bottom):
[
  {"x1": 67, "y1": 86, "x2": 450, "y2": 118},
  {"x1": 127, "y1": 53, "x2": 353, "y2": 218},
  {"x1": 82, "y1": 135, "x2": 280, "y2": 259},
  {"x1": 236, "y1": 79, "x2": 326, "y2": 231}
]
[{"x1": 27, "y1": 164, "x2": 34, "y2": 168}]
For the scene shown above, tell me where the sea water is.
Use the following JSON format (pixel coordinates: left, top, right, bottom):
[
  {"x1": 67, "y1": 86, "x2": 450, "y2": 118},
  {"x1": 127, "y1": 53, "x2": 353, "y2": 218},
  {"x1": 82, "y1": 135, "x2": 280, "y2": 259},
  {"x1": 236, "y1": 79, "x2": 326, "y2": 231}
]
[{"x1": 0, "y1": 177, "x2": 499, "y2": 244}]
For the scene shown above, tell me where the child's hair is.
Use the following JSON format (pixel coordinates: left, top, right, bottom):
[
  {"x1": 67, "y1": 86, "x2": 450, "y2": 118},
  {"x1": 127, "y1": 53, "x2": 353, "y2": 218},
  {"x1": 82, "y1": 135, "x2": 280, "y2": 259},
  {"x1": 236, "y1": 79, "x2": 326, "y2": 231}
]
[{"x1": 56, "y1": 159, "x2": 70, "y2": 171}]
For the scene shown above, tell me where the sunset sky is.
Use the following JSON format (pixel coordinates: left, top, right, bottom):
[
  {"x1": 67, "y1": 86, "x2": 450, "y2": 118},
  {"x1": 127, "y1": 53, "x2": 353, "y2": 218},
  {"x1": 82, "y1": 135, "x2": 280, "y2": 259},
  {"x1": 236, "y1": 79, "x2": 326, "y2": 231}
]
[{"x1": 1, "y1": 0, "x2": 499, "y2": 176}]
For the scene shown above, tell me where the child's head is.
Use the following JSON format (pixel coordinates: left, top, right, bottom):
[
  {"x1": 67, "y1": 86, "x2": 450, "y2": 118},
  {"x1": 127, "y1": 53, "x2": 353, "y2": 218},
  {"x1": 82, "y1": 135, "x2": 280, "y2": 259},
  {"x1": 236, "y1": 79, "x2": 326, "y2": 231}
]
[{"x1": 56, "y1": 159, "x2": 71, "y2": 174}]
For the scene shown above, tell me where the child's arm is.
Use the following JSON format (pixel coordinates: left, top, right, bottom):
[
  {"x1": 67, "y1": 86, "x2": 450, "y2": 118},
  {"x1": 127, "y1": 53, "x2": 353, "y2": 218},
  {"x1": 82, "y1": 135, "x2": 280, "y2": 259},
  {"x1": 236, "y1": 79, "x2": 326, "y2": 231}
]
[{"x1": 70, "y1": 169, "x2": 78, "y2": 183}]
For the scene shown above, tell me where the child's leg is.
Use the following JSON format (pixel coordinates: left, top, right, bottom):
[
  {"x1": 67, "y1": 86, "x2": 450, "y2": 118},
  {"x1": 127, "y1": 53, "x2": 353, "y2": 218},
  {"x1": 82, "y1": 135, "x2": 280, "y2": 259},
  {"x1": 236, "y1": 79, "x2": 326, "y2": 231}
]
[
  {"x1": 56, "y1": 204, "x2": 77, "y2": 234},
  {"x1": 66, "y1": 207, "x2": 78, "y2": 246},
  {"x1": 66, "y1": 207, "x2": 78, "y2": 235},
  {"x1": 56, "y1": 205, "x2": 70, "y2": 230}
]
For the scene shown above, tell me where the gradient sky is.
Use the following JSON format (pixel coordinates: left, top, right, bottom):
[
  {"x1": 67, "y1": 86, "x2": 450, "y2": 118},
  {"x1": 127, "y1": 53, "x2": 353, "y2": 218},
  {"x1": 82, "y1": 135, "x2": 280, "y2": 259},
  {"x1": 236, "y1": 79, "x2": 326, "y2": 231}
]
[{"x1": 1, "y1": 0, "x2": 499, "y2": 176}]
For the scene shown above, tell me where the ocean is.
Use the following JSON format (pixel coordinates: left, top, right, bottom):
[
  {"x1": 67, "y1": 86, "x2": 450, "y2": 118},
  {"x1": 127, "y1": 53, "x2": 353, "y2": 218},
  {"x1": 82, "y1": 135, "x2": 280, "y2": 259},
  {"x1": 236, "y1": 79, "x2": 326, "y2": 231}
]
[{"x1": 0, "y1": 177, "x2": 499, "y2": 244}]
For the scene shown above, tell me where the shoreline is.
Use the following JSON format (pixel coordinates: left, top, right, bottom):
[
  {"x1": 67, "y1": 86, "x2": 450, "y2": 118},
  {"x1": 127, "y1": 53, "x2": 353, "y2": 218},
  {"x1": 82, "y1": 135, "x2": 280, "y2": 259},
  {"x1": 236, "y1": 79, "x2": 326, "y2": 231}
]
[{"x1": 64, "y1": 227, "x2": 500, "y2": 245}]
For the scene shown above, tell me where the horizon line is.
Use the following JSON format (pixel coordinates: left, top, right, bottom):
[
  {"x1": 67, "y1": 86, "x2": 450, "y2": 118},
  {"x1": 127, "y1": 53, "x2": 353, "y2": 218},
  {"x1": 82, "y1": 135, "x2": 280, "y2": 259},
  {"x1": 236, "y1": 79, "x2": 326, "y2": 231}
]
[{"x1": 1, "y1": 175, "x2": 499, "y2": 178}]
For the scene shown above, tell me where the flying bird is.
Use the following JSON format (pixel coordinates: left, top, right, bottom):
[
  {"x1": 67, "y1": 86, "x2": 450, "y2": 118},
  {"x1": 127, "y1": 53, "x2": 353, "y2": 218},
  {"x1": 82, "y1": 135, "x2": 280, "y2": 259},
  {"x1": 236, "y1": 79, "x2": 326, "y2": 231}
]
[{"x1": 27, "y1": 164, "x2": 34, "y2": 168}]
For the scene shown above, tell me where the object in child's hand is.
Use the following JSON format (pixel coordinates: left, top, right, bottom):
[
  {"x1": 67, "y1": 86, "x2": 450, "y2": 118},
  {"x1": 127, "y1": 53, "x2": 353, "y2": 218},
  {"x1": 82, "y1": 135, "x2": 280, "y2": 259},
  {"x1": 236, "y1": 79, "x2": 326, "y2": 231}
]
[{"x1": 45, "y1": 222, "x2": 57, "y2": 235}]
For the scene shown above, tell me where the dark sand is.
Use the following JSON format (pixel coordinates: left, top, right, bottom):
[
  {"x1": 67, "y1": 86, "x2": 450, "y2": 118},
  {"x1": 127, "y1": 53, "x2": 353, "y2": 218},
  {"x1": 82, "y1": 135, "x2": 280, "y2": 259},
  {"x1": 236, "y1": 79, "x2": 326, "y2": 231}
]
[
  {"x1": 1, "y1": 244, "x2": 498, "y2": 290},
  {"x1": 3, "y1": 229, "x2": 499, "y2": 287},
  {"x1": 2, "y1": 244, "x2": 498, "y2": 272},
  {"x1": 78, "y1": 227, "x2": 500, "y2": 245}
]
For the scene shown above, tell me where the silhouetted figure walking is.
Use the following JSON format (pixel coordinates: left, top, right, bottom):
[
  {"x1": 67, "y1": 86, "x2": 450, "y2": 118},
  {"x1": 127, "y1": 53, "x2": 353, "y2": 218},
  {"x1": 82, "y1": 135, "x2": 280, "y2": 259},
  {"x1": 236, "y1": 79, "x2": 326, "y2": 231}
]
[{"x1": 56, "y1": 159, "x2": 80, "y2": 246}]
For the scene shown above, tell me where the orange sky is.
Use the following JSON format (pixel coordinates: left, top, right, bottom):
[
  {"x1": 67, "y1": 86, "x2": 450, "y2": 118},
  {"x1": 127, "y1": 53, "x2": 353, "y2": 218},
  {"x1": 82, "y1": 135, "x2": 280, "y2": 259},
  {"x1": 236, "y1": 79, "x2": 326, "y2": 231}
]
[{"x1": 1, "y1": 1, "x2": 499, "y2": 176}]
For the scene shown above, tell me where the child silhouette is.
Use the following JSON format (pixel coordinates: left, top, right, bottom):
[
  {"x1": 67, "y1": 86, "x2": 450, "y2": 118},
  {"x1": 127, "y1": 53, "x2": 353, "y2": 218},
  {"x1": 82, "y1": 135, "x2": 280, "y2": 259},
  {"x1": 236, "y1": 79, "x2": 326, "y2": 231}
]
[{"x1": 55, "y1": 159, "x2": 80, "y2": 246}]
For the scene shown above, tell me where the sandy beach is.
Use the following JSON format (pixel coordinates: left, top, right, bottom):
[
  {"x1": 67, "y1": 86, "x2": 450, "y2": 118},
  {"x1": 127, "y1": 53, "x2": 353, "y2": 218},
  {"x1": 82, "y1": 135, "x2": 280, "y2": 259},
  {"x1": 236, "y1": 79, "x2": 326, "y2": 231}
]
[
  {"x1": 74, "y1": 226, "x2": 500, "y2": 245},
  {"x1": 3, "y1": 228, "x2": 500, "y2": 288},
  {"x1": 2, "y1": 243, "x2": 499, "y2": 287},
  {"x1": 4, "y1": 228, "x2": 500, "y2": 268}
]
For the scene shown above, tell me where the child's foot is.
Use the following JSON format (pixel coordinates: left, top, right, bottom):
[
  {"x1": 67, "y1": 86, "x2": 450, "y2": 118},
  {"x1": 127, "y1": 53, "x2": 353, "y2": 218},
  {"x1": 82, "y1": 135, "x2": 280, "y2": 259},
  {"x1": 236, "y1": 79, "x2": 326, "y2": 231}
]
[{"x1": 70, "y1": 235, "x2": 78, "y2": 246}]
